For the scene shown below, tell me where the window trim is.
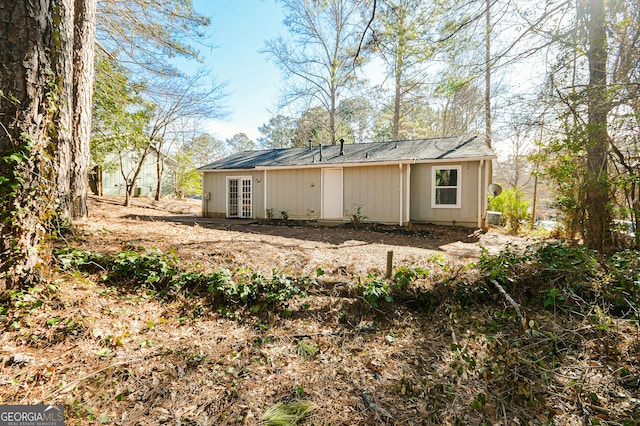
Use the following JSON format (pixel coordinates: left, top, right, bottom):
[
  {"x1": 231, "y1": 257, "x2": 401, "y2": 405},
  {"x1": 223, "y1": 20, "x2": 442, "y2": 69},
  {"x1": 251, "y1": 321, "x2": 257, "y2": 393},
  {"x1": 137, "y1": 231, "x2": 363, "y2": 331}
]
[{"x1": 431, "y1": 165, "x2": 462, "y2": 209}]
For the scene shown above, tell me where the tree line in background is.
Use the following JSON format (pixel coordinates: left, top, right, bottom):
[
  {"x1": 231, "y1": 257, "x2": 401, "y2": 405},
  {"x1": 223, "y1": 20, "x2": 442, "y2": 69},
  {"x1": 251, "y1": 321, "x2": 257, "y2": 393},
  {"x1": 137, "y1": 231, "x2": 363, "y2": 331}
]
[
  {"x1": 1, "y1": 0, "x2": 639, "y2": 287},
  {"x1": 89, "y1": 0, "x2": 498, "y2": 205},
  {"x1": 198, "y1": 0, "x2": 638, "y2": 253},
  {"x1": 87, "y1": 0, "x2": 639, "y2": 253}
]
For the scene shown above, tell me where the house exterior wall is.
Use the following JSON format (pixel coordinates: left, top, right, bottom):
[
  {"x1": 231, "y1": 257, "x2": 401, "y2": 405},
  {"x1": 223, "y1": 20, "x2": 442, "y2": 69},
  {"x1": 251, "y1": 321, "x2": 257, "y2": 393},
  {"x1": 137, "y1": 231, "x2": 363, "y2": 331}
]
[
  {"x1": 343, "y1": 164, "x2": 402, "y2": 223},
  {"x1": 410, "y1": 161, "x2": 484, "y2": 227},
  {"x1": 201, "y1": 171, "x2": 224, "y2": 217},
  {"x1": 202, "y1": 170, "x2": 265, "y2": 218},
  {"x1": 202, "y1": 168, "x2": 323, "y2": 220},
  {"x1": 201, "y1": 159, "x2": 490, "y2": 227},
  {"x1": 266, "y1": 168, "x2": 321, "y2": 220}
]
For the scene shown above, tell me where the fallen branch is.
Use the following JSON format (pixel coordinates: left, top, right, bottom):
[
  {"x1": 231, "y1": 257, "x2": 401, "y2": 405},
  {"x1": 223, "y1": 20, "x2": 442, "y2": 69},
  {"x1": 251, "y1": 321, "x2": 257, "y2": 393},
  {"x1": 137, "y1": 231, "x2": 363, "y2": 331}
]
[
  {"x1": 361, "y1": 393, "x2": 395, "y2": 420},
  {"x1": 490, "y1": 279, "x2": 525, "y2": 328}
]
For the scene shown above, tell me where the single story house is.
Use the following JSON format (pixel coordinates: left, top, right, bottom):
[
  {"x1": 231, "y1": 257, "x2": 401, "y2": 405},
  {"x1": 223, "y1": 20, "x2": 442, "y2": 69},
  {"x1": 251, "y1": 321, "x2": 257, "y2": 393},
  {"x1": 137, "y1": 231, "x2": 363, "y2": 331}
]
[{"x1": 197, "y1": 135, "x2": 496, "y2": 228}]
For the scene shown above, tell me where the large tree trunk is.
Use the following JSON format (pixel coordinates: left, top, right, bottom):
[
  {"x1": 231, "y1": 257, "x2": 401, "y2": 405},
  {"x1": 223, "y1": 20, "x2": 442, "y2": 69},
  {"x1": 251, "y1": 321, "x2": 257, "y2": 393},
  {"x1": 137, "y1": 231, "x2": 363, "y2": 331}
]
[
  {"x1": 0, "y1": 0, "x2": 95, "y2": 289},
  {"x1": 0, "y1": 0, "x2": 73, "y2": 288},
  {"x1": 53, "y1": 0, "x2": 76, "y2": 224},
  {"x1": 584, "y1": 0, "x2": 611, "y2": 250},
  {"x1": 71, "y1": 0, "x2": 97, "y2": 220}
]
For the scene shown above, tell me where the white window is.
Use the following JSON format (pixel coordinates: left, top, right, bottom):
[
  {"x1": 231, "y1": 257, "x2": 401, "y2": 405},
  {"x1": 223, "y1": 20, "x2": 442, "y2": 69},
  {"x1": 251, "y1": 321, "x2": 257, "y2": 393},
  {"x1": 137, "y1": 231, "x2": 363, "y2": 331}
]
[{"x1": 432, "y1": 165, "x2": 461, "y2": 208}]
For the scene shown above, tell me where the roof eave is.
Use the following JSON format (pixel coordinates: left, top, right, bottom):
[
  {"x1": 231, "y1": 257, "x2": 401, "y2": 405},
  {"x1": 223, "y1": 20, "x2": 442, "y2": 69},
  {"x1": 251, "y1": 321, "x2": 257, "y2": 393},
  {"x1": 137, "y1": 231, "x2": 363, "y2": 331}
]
[{"x1": 198, "y1": 156, "x2": 495, "y2": 171}]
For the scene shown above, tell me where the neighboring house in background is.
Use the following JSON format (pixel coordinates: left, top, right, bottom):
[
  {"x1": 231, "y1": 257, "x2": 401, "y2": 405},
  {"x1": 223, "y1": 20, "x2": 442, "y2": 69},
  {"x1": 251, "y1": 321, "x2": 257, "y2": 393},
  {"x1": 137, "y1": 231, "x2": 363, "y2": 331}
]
[
  {"x1": 197, "y1": 135, "x2": 496, "y2": 228},
  {"x1": 90, "y1": 147, "x2": 178, "y2": 198}
]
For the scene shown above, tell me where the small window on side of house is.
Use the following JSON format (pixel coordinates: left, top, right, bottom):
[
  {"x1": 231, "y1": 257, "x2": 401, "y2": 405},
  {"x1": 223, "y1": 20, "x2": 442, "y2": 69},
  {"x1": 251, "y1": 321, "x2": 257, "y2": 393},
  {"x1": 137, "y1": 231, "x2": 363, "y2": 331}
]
[{"x1": 432, "y1": 165, "x2": 461, "y2": 208}]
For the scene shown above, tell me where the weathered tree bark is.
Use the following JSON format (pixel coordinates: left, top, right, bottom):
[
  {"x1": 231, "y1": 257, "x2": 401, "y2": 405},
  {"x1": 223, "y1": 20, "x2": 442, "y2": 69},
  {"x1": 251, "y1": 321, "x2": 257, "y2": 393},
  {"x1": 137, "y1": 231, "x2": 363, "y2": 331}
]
[
  {"x1": 0, "y1": 0, "x2": 70, "y2": 288},
  {"x1": 71, "y1": 0, "x2": 97, "y2": 220},
  {"x1": 0, "y1": 0, "x2": 95, "y2": 289},
  {"x1": 53, "y1": 0, "x2": 76, "y2": 224},
  {"x1": 584, "y1": 0, "x2": 611, "y2": 250}
]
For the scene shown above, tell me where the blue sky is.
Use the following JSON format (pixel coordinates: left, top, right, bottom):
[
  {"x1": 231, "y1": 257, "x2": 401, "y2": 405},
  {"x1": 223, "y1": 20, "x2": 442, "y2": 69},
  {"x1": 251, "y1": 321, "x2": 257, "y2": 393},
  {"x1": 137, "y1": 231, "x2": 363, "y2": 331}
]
[{"x1": 191, "y1": 0, "x2": 285, "y2": 141}]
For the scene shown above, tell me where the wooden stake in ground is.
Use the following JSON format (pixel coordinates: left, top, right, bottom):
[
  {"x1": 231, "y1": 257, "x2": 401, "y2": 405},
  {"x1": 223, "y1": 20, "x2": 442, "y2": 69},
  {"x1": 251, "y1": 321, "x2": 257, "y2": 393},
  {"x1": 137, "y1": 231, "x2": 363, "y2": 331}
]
[{"x1": 386, "y1": 250, "x2": 394, "y2": 279}]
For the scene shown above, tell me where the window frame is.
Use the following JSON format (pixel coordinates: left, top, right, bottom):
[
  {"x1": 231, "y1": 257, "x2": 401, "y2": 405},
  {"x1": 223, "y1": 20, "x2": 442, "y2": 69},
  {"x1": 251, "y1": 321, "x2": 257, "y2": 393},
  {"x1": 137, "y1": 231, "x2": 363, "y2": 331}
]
[{"x1": 431, "y1": 165, "x2": 462, "y2": 209}]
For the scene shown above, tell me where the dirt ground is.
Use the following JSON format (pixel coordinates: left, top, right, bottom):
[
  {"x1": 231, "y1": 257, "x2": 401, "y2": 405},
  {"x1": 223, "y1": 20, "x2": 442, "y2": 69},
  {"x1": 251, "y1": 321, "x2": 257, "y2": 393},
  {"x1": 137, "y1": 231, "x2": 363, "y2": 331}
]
[
  {"x1": 79, "y1": 195, "x2": 520, "y2": 277},
  {"x1": 2, "y1": 196, "x2": 637, "y2": 426}
]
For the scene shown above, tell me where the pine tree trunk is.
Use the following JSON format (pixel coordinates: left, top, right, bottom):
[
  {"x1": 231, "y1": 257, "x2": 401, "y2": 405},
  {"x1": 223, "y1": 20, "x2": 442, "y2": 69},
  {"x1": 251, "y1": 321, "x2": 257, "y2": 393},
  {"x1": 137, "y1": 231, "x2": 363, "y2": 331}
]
[
  {"x1": 584, "y1": 0, "x2": 610, "y2": 250},
  {"x1": 71, "y1": 0, "x2": 97, "y2": 220},
  {"x1": 0, "y1": 0, "x2": 74, "y2": 289},
  {"x1": 53, "y1": 0, "x2": 76, "y2": 224},
  {"x1": 392, "y1": 64, "x2": 402, "y2": 140},
  {"x1": 329, "y1": 89, "x2": 337, "y2": 145}
]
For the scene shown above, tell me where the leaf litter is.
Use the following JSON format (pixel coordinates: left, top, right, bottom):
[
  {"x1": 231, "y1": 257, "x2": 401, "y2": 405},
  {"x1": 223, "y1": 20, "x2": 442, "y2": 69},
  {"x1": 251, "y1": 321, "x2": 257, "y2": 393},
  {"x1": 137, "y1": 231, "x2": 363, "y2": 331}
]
[{"x1": 0, "y1": 195, "x2": 637, "y2": 425}]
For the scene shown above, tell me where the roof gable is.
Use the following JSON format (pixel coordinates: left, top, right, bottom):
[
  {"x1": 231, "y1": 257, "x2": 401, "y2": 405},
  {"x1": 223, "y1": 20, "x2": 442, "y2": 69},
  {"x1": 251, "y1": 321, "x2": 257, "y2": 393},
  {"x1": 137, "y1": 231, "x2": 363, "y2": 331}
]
[{"x1": 198, "y1": 135, "x2": 495, "y2": 171}]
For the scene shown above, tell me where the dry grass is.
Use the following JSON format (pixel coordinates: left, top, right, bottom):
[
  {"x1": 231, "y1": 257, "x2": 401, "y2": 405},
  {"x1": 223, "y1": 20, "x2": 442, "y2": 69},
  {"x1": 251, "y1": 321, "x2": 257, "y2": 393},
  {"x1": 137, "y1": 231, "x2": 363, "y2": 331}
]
[{"x1": 0, "y1": 196, "x2": 638, "y2": 425}]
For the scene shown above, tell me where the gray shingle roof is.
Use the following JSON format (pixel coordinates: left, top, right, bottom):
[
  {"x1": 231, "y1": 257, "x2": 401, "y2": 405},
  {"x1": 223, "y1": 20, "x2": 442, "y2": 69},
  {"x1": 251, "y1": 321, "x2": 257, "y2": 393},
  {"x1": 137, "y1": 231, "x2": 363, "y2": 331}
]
[{"x1": 198, "y1": 135, "x2": 495, "y2": 171}]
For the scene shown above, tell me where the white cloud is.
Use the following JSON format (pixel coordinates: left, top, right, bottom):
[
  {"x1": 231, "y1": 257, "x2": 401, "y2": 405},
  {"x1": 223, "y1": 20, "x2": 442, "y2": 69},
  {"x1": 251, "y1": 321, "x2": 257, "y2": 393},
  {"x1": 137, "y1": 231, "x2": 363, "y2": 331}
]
[{"x1": 203, "y1": 119, "x2": 261, "y2": 142}]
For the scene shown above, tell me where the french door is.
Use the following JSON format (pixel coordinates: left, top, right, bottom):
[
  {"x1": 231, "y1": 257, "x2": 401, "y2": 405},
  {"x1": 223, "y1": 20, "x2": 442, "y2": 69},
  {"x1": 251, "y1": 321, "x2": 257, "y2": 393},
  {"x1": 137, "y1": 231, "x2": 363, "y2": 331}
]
[{"x1": 227, "y1": 177, "x2": 252, "y2": 218}]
